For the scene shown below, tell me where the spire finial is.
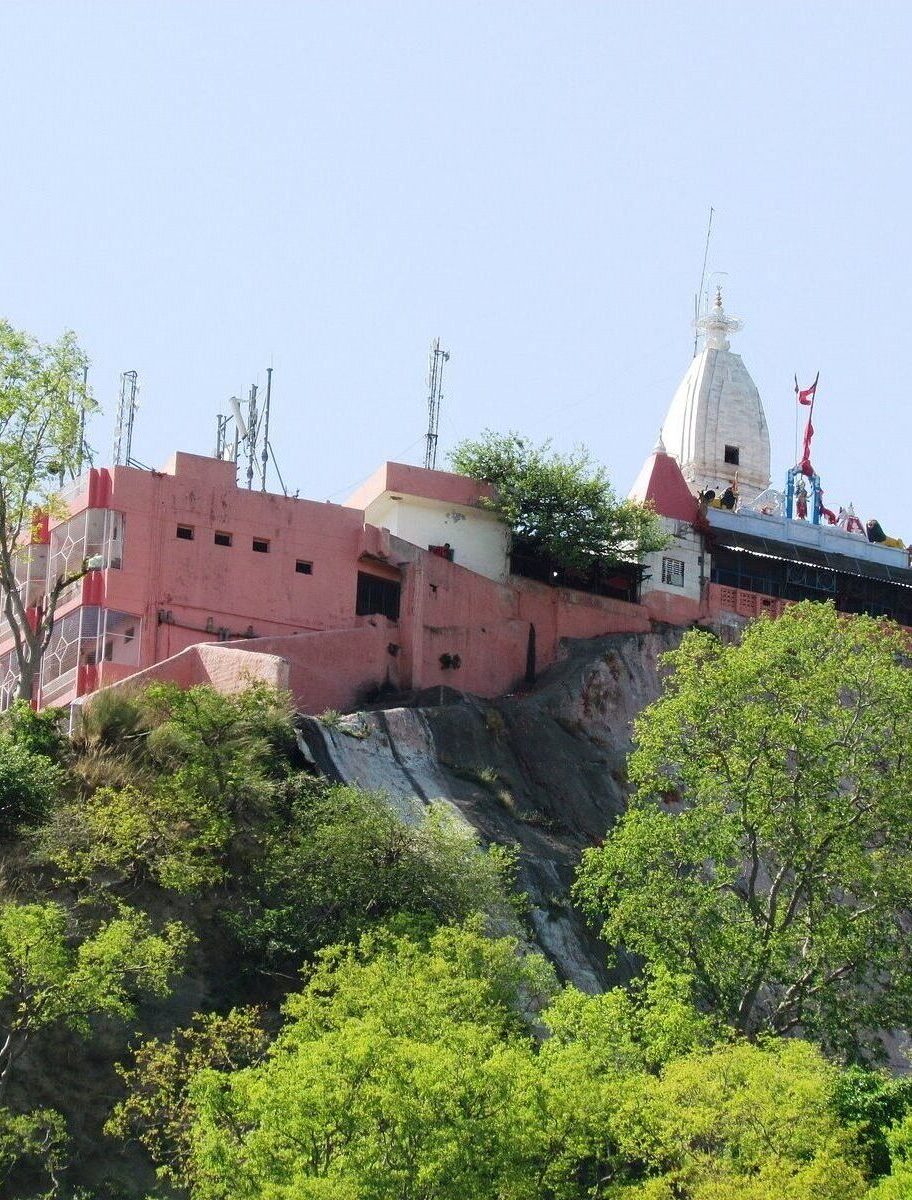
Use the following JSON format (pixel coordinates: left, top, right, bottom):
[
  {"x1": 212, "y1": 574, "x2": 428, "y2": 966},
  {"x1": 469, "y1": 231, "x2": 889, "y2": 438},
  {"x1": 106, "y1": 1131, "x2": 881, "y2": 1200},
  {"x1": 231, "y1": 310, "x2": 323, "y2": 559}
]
[
  {"x1": 696, "y1": 287, "x2": 743, "y2": 351},
  {"x1": 653, "y1": 431, "x2": 667, "y2": 455}
]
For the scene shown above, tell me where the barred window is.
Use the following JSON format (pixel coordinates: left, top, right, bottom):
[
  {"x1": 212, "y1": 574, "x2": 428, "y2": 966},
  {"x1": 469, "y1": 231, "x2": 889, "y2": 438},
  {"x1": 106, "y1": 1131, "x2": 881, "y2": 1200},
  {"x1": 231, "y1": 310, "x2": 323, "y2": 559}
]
[{"x1": 661, "y1": 557, "x2": 685, "y2": 587}]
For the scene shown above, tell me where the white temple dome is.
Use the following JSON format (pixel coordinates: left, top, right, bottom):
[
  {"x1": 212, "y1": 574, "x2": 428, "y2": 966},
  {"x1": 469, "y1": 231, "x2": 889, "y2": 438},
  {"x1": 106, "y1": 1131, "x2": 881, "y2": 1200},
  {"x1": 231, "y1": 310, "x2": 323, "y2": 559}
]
[{"x1": 660, "y1": 289, "x2": 771, "y2": 502}]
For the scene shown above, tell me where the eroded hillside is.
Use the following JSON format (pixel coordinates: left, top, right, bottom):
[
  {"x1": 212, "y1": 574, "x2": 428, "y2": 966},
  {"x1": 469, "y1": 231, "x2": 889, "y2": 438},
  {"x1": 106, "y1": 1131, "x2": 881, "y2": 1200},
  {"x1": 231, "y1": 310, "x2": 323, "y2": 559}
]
[{"x1": 298, "y1": 626, "x2": 683, "y2": 992}]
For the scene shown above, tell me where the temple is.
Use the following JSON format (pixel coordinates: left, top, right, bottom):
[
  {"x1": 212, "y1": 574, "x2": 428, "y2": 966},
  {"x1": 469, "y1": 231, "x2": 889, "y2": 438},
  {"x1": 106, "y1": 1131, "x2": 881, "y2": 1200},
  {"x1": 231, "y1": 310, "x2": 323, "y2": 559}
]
[
  {"x1": 2, "y1": 291, "x2": 910, "y2": 716},
  {"x1": 638, "y1": 291, "x2": 912, "y2": 629}
]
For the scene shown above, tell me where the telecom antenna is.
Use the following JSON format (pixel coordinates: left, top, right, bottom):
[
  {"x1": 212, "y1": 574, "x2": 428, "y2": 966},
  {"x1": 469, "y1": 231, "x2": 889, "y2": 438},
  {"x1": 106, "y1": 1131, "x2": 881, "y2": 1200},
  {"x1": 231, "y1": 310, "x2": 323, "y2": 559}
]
[
  {"x1": 112, "y1": 370, "x2": 140, "y2": 466},
  {"x1": 424, "y1": 338, "x2": 450, "y2": 470},
  {"x1": 213, "y1": 369, "x2": 289, "y2": 496},
  {"x1": 692, "y1": 206, "x2": 714, "y2": 358}
]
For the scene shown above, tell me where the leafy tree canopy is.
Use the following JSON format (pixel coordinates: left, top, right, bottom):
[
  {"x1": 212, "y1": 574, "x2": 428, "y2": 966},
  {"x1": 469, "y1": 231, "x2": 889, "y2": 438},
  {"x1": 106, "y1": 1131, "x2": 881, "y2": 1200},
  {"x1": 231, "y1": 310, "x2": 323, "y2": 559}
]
[
  {"x1": 0, "y1": 901, "x2": 191, "y2": 1093},
  {"x1": 120, "y1": 927, "x2": 872, "y2": 1200},
  {"x1": 450, "y1": 430, "x2": 665, "y2": 571},
  {"x1": 575, "y1": 602, "x2": 912, "y2": 1055},
  {"x1": 0, "y1": 319, "x2": 95, "y2": 700}
]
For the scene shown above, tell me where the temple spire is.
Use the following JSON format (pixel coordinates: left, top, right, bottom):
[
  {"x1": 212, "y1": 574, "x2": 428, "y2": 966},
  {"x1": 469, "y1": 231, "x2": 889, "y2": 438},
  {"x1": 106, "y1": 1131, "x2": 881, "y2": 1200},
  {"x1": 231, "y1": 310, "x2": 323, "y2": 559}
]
[{"x1": 696, "y1": 286, "x2": 743, "y2": 351}]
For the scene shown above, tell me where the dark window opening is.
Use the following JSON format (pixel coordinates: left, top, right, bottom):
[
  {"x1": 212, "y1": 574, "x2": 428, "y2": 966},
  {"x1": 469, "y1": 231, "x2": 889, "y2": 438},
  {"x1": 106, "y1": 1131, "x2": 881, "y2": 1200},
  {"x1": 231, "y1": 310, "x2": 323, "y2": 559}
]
[
  {"x1": 661, "y1": 557, "x2": 685, "y2": 587},
  {"x1": 214, "y1": 531, "x2": 232, "y2": 547},
  {"x1": 296, "y1": 560, "x2": 313, "y2": 575},
  {"x1": 176, "y1": 525, "x2": 194, "y2": 541},
  {"x1": 356, "y1": 571, "x2": 401, "y2": 620},
  {"x1": 252, "y1": 538, "x2": 270, "y2": 553},
  {"x1": 124, "y1": 626, "x2": 135, "y2": 643},
  {"x1": 724, "y1": 444, "x2": 740, "y2": 465}
]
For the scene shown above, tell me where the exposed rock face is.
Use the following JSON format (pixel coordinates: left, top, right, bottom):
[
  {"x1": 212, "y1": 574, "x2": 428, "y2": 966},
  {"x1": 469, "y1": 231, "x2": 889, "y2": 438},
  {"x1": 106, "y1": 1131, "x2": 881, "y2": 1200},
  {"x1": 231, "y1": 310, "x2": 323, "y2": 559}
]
[{"x1": 297, "y1": 627, "x2": 683, "y2": 991}]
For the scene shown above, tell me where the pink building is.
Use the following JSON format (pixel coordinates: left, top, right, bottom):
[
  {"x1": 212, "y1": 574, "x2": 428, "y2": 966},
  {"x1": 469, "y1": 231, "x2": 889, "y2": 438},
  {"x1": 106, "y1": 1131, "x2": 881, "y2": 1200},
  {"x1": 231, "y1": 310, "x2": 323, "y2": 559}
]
[{"x1": 0, "y1": 451, "x2": 702, "y2": 715}]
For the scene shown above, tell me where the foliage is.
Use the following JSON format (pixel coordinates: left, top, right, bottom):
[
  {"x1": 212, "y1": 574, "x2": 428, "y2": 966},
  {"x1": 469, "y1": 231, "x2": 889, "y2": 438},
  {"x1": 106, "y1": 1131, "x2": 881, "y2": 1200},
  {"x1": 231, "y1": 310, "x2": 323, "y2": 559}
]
[
  {"x1": 0, "y1": 1104, "x2": 68, "y2": 1199},
  {"x1": 608, "y1": 1039, "x2": 867, "y2": 1199},
  {"x1": 833, "y1": 1066, "x2": 912, "y2": 1178},
  {"x1": 0, "y1": 732, "x2": 66, "y2": 839},
  {"x1": 42, "y1": 780, "x2": 232, "y2": 893},
  {"x1": 119, "y1": 925, "x2": 878, "y2": 1200},
  {"x1": 532, "y1": 968, "x2": 723, "y2": 1196},
  {"x1": 575, "y1": 603, "x2": 912, "y2": 1054},
  {"x1": 450, "y1": 430, "x2": 665, "y2": 571},
  {"x1": 43, "y1": 683, "x2": 297, "y2": 895},
  {"x1": 866, "y1": 1114, "x2": 912, "y2": 1198},
  {"x1": 133, "y1": 925, "x2": 552, "y2": 1199},
  {"x1": 106, "y1": 1008, "x2": 269, "y2": 1188},
  {"x1": 0, "y1": 900, "x2": 191, "y2": 1091},
  {"x1": 0, "y1": 700, "x2": 68, "y2": 763},
  {"x1": 0, "y1": 319, "x2": 95, "y2": 701},
  {"x1": 227, "y1": 779, "x2": 520, "y2": 970}
]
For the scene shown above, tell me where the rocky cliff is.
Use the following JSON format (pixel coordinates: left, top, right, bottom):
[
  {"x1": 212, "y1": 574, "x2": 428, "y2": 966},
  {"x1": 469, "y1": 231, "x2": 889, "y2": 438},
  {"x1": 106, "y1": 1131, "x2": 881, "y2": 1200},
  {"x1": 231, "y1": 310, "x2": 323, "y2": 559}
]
[{"x1": 296, "y1": 626, "x2": 684, "y2": 991}]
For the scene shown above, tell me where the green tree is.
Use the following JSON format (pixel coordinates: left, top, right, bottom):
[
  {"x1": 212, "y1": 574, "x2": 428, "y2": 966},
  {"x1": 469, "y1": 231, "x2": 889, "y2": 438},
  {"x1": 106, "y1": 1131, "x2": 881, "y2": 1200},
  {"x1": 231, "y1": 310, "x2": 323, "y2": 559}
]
[
  {"x1": 0, "y1": 731, "x2": 66, "y2": 839},
  {"x1": 136, "y1": 923, "x2": 555, "y2": 1200},
  {"x1": 0, "y1": 901, "x2": 191, "y2": 1093},
  {"x1": 866, "y1": 1113, "x2": 912, "y2": 1198},
  {"x1": 42, "y1": 683, "x2": 296, "y2": 895},
  {"x1": 608, "y1": 1039, "x2": 866, "y2": 1199},
  {"x1": 228, "y1": 779, "x2": 519, "y2": 970},
  {"x1": 575, "y1": 602, "x2": 912, "y2": 1054},
  {"x1": 833, "y1": 1066, "x2": 912, "y2": 1179},
  {"x1": 450, "y1": 430, "x2": 665, "y2": 572},
  {"x1": 0, "y1": 1105, "x2": 68, "y2": 1199},
  {"x1": 106, "y1": 1007, "x2": 269, "y2": 1190},
  {"x1": 0, "y1": 320, "x2": 95, "y2": 701}
]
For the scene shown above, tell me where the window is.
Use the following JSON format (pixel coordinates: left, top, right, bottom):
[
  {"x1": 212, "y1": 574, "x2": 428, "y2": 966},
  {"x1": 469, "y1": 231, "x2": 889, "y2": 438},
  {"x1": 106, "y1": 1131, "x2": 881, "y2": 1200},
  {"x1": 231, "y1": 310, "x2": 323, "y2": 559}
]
[
  {"x1": 296, "y1": 560, "x2": 313, "y2": 575},
  {"x1": 176, "y1": 525, "x2": 194, "y2": 541},
  {"x1": 252, "y1": 538, "x2": 270, "y2": 553},
  {"x1": 214, "y1": 531, "x2": 232, "y2": 547},
  {"x1": 661, "y1": 557, "x2": 685, "y2": 587},
  {"x1": 356, "y1": 572, "x2": 401, "y2": 620},
  {"x1": 724, "y1": 444, "x2": 740, "y2": 465}
]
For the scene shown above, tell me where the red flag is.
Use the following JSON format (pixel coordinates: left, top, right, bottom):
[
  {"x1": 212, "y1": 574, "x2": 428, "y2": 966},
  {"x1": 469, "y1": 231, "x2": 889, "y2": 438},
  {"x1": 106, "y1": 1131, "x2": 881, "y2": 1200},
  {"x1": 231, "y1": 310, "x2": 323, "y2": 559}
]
[{"x1": 795, "y1": 371, "x2": 819, "y2": 406}]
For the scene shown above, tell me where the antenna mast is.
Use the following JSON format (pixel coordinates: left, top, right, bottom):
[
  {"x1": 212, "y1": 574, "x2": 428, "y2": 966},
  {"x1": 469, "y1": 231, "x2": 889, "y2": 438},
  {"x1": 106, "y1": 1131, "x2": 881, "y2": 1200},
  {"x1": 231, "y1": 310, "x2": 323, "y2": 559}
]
[
  {"x1": 213, "y1": 370, "x2": 288, "y2": 496},
  {"x1": 424, "y1": 338, "x2": 450, "y2": 470},
  {"x1": 112, "y1": 370, "x2": 140, "y2": 466},
  {"x1": 692, "y1": 205, "x2": 714, "y2": 358}
]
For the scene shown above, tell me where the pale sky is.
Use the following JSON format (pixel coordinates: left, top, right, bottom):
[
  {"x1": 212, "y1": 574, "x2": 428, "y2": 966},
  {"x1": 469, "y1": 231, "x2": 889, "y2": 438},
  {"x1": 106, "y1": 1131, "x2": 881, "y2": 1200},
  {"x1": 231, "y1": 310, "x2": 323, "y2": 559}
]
[{"x1": 2, "y1": 2, "x2": 911, "y2": 532}]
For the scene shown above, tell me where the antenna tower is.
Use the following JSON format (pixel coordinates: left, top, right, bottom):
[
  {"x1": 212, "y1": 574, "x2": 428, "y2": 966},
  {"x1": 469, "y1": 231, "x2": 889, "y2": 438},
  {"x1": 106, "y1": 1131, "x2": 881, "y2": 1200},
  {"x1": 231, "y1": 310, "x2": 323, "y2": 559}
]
[
  {"x1": 213, "y1": 368, "x2": 288, "y2": 495},
  {"x1": 112, "y1": 370, "x2": 140, "y2": 466},
  {"x1": 424, "y1": 338, "x2": 450, "y2": 470},
  {"x1": 692, "y1": 206, "x2": 714, "y2": 358}
]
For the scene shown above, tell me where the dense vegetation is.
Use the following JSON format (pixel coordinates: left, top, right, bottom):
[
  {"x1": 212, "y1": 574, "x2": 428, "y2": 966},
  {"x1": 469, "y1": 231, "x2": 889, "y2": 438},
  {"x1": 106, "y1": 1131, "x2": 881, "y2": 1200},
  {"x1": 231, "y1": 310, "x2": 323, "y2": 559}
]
[{"x1": 2, "y1": 603, "x2": 912, "y2": 1197}]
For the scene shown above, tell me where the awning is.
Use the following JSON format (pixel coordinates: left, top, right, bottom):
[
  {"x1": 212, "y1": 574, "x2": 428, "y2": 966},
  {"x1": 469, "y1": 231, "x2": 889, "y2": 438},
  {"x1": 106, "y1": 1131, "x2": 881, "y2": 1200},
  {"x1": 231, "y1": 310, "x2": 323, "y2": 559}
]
[{"x1": 710, "y1": 529, "x2": 912, "y2": 588}]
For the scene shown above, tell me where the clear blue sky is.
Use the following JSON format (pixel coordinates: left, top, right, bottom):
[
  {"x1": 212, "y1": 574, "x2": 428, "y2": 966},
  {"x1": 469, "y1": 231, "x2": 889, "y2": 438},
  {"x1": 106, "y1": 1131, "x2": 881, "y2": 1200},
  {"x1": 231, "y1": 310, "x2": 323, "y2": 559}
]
[{"x1": 2, "y1": 2, "x2": 910, "y2": 531}]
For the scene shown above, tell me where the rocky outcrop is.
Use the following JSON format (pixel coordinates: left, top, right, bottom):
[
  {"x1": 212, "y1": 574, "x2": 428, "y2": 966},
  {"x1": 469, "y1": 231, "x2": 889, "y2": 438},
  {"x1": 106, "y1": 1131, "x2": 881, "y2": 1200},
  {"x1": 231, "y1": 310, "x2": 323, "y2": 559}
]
[{"x1": 296, "y1": 627, "x2": 683, "y2": 992}]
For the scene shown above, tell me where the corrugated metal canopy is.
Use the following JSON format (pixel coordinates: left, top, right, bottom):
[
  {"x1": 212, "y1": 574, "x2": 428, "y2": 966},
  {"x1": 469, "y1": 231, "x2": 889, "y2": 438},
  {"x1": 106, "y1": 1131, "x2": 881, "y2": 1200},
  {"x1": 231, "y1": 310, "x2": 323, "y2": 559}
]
[{"x1": 711, "y1": 529, "x2": 912, "y2": 588}]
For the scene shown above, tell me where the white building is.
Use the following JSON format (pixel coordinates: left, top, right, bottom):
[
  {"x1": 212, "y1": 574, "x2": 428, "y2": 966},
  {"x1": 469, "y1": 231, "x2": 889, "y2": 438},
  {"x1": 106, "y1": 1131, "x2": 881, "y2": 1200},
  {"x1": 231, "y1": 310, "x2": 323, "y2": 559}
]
[{"x1": 660, "y1": 289, "x2": 771, "y2": 502}]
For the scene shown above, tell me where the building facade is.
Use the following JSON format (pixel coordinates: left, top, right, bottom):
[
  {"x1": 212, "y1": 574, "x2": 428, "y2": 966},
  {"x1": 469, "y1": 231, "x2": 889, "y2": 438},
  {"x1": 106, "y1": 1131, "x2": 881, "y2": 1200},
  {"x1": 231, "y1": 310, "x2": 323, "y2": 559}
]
[{"x1": 2, "y1": 292, "x2": 908, "y2": 716}]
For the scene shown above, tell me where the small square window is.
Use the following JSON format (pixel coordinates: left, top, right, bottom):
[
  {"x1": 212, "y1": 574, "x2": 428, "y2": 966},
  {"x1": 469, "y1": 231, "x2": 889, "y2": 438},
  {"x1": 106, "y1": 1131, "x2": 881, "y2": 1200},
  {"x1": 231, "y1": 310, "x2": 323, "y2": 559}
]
[
  {"x1": 252, "y1": 538, "x2": 270, "y2": 553},
  {"x1": 214, "y1": 531, "x2": 232, "y2": 547},
  {"x1": 661, "y1": 557, "x2": 685, "y2": 587},
  {"x1": 296, "y1": 560, "x2": 313, "y2": 575},
  {"x1": 724, "y1": 444, "x2": 740, "y2": 465},
  {"x1": 176, "y1": 525, "x2": 194, "y2": 541}
]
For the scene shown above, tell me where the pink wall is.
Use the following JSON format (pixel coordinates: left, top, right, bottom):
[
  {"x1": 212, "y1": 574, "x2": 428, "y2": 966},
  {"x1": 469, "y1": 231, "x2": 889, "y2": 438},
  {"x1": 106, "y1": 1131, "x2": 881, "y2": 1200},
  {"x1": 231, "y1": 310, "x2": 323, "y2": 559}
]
[
  {"x1": 14, "y1": 451, "x2": 708, "y2": 714},
  {"x1": 347, "y1": 460, "x2": 496, "y2": 510}
]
